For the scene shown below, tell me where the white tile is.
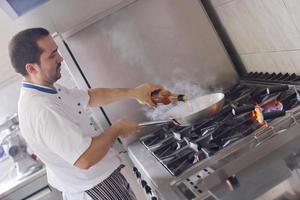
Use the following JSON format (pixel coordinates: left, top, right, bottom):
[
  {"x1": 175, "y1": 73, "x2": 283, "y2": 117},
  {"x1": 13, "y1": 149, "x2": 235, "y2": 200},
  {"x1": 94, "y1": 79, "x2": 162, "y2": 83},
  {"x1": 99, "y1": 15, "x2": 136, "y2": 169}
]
[
  {"x1": 0, "y1": 61, "x2": 16, "y2": 85},
  {"x1": 283, "y1": 0, "x2": 300, "y2": 33},
  {"x1": 215, "y1": 0, "x2": 300, "y2": 54},
  {"x1": 210, "y1": 0, "x2": 235, "y2": 7},
  {"x1": 241, "y1": 51, "x2": 300, "y2": 74},
  {"x1": 241, "y1": 53, "x2": 281, "y2": 73},
  {"x1": 287, "y1": 51, "x2": 300, "y2": 74}
]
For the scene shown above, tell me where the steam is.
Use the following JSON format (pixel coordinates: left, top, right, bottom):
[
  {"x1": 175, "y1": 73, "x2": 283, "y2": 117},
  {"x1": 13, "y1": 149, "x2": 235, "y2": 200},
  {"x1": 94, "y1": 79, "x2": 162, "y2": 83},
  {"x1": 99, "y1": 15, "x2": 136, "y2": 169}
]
[{"x1": 142, "y1": 80, "x2": 223, "y2": 120}]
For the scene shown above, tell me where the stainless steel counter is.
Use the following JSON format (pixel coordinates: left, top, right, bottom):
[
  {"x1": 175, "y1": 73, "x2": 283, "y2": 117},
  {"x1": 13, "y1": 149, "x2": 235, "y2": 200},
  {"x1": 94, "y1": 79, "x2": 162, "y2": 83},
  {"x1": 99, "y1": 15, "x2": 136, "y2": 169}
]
[
  {"x1": 128, "y1": 140, "x2": 179, "y2": 200},
  {"x1": 128, "y1": 108, "x2": 300, "y2": 200},
  {"x1": 0, "y1": 159, "x2": 62, "y2": 200},
  {"x1": 0, "y1": 159, "x2": 48, "y2": 200}
]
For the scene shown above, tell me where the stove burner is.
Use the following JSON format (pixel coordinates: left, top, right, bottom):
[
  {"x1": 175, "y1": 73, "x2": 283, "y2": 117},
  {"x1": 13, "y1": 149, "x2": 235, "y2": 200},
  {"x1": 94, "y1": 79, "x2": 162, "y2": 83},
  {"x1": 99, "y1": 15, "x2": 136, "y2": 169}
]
[
  {"x1": 243, "y1": 72, "x2": 300, "y2": 83},
  {"x1": 163, "y1": 148, "x2": 206, "y2": 176},
  {"x1": 280, "y1": 91, "x2": 300, "y2": 110},
  {"x1": 153, "y1": 138, "x2": 188, "y2": 159},
  {"x1": 141, "y1": 128, "x2": 172, "y2": 148}
]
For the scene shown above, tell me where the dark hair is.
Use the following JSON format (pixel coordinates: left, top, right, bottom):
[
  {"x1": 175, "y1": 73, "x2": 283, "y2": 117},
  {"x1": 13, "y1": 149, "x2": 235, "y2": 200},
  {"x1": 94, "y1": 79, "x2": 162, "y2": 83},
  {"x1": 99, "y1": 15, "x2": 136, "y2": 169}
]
[{"x1": 8, "y1": 28, "x2": 50, "y2": 76}]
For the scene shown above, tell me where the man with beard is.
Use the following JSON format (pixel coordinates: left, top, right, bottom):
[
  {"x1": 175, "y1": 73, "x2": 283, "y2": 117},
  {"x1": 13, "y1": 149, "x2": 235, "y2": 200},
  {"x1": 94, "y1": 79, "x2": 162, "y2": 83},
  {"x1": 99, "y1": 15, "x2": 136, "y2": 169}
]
[{"x1": 9, "y1": 28, "x2": 162, "y2": 200}]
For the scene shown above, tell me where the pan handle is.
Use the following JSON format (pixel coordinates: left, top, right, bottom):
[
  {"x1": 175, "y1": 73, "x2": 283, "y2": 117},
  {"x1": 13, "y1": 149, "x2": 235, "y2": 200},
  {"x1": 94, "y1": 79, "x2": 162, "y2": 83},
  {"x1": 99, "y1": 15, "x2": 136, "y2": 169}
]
[{"x1": 139, "y1": 120, "x2": 172, "y2": 127}]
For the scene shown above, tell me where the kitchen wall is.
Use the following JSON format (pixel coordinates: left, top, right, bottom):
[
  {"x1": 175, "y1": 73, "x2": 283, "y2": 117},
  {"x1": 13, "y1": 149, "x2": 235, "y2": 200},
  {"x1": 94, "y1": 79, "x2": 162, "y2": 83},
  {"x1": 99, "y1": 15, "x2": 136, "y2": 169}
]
[
  {"x1": 0, "y1": 76, "x2": 22, "y2": 121},
  {"x1": 65, "y1": 0, "x2": 238, "y2": 123},
  {"x1": 0, "y1": 0, "x2": 135, "y2": 85},
  {"x1": 0, "y1": 5, "x2": 54, "y2": 85},
  {"x1": 211, "y1": 0, "x2": 300, "y2": 74},
  {"x1": 0, "y1": 0, "x2": 134, "y2": 121},
  {"x1": 0, "y1": 1, "x2": 57, "y2": 121}
]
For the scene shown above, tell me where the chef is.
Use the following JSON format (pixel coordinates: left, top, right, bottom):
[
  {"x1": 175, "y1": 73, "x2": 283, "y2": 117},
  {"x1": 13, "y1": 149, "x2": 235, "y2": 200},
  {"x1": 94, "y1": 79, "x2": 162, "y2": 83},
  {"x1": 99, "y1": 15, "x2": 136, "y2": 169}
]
[{"x1": 9, "y1": 27, "x2": 162, "y2": 200}]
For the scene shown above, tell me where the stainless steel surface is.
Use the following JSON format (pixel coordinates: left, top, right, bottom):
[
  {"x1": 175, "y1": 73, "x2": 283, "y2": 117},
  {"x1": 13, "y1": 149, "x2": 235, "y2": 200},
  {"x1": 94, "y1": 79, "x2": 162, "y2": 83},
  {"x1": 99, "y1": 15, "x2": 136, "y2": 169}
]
[
  {"x1": 129, "y1": 110, "x2": 300, "y2": 200},
  {"x1": 1, "y1": 128, "x2": 43, "y2": 180},
  {"x1": 0, "y1": 114, "x2": 43, "y2": 181},
  {"x1": 0, "y1": 166, "x2": 62, "y2": 200},
  {"x1": 128, "y1": 140, "x2": 179, "y2": 200},
  {"x1": 172, "y1": 86, "x2": 300, "y2": 200},
  {"x1": 139, "y1": 120, "x2": 173, "y2": 127},
  {"x1": 255, "y1": 169, "x2": 300, "y2": 200},
  {"x1": 128, "y1": 79, "x2": 300, "y2": 200},
  {"x1": 0, "y1": 114, "x2": 18, "y2": 132},
  {"x1": 62, "y1": 0, "x2": 237, "y2": 123},
  {"x1": 205, "y1": 122, "x2": 300, "y2": 200}
]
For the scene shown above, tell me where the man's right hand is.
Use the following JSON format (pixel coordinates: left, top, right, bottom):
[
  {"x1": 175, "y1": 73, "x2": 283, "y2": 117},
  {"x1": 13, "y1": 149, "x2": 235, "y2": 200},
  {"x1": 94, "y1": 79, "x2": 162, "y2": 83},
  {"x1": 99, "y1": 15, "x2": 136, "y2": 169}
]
[{"x1": 113, "y1": 119, "x2": 140, "y2": 138}]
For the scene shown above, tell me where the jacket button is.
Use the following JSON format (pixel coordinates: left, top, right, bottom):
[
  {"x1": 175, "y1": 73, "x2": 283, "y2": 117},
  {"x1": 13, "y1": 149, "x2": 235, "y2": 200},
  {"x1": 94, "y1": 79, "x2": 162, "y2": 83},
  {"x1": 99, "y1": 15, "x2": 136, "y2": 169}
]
[
  {"x1": 78, "y1": 111, "x2": 82, "y2": 114},
  {"x1": 58, "y1": 96, "x2": 61, "y2": 99},
  {"x1": 77, "y1": 103, "x2": 81, "y2": 106}
]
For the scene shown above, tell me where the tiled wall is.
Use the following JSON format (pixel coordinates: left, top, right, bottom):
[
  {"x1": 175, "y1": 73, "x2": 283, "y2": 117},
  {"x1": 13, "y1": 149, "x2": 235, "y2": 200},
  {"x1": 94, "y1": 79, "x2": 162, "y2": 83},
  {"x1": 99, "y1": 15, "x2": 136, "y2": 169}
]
[
  {"x1": 0, "y1": 76, "x2": 22, "y2": 121},
  {"x1": 211, "y1": 0, "x2": 300, "y2": 74}
]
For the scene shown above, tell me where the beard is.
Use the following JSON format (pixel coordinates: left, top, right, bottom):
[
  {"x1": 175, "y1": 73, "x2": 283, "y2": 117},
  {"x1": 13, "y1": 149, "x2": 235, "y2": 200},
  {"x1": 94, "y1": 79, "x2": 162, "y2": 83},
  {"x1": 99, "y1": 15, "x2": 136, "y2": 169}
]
[
  {"x1": 57, "y1": 62, "x2": 61, "y2": 70},
  {"x1": 54, "y1": 63, "x2": 62, "y2": 80},
  {"x1": 44, "y1": 63, "x2": 62, "y2": 83},
  {"x1": 35, "y1": 62, "x2": 62, "y2": 86},
  {"x1": 56, "y1": 62, "x2": 61, "y2": 74}
]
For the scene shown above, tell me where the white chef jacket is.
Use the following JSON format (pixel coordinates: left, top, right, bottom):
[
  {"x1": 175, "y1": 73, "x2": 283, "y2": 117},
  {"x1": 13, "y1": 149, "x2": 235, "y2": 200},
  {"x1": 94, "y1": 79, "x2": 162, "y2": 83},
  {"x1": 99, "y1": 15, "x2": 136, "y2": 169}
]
[{"x1": 18, "y1": 82, "x2": 120, "y2": 200}]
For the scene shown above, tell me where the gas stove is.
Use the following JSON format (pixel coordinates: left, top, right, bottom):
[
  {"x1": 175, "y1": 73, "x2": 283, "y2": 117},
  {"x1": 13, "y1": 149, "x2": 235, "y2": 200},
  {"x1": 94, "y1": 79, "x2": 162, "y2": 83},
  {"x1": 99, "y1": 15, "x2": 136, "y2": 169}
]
[
  {"x1": 139, "y1": 76, "x2": 300, "y2": 176},
  {"x1": 128, "y1": 72, "x2": 300, "y2": 200}
]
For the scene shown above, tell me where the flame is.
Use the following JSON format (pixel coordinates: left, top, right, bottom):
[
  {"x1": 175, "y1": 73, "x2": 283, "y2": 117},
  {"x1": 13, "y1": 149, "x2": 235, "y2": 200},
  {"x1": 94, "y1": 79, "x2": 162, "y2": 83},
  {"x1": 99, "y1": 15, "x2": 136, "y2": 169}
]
[
  {"x1": 252, "y1": 105, "x2": 265, "y2": 124},
  {"x1": 252, "y1": 101, "x2": 283, "y2": 126},
  {"x1": 264, "y1": 100, "x2": 283, "y2": 112},
  {"x1": 275, "y1": 101, "x2": 283, "y2": 110},
  {"x1": 252, "y1": 105, "x2": 265, "y2": 125}
]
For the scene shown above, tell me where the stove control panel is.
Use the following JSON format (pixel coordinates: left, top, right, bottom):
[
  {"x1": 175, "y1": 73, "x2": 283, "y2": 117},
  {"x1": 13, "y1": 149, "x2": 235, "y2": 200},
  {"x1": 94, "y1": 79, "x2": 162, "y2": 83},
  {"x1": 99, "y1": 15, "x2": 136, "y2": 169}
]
[
  {"x1": 133, "y1": 167, "x2": 159, "y2": 200},
  {"x1": 175, "y1": 167, "x2": 215, "y2": 200}
]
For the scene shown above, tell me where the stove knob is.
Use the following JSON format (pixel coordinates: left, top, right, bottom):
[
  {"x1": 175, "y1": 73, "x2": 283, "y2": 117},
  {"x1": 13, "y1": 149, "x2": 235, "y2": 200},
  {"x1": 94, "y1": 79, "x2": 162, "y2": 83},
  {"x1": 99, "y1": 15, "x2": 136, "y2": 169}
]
[
  {"x1": 133, "y1": 167, "x2": 138, "y2": 173},
  {"x1": 145, "y1": 185, "x2": 152, "y2": 195},
  {"x1": 0, "y1": 146, "x2": 4, "y2": 158},
  {"x1": 225, "y1": 175, "x2": 239, "y2": 191},
  {"x1": 141, "y1": 180, "x2": 147, "y2": 188},
  {"x1": 151, "y1": 197, "x2": 158, "y2": 200},
  {"x1": 136, "y1": 171, "x2": 141, "y2": 179}
]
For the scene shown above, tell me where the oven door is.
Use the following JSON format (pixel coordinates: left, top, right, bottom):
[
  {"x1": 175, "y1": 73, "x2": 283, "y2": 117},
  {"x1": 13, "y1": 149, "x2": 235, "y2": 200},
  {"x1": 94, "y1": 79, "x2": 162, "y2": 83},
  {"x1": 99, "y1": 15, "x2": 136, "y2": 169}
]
[{"x1": 206, "y1": 124, "x2": 300, "y2": 200}]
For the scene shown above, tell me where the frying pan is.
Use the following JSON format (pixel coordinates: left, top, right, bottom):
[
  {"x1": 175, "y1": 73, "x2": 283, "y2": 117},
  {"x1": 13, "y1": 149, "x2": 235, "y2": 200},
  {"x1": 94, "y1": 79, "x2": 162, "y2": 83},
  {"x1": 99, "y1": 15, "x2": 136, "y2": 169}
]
[{"x1": 139, "y1": 92, "x2": 225, "y2": 127}]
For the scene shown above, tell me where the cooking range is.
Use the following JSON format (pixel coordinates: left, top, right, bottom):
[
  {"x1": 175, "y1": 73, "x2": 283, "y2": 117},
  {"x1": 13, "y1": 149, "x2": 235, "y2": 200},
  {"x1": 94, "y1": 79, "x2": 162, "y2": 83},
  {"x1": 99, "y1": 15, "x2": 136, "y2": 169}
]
[{"x1": 128, "y1": 72, "x2": 300, "y2": 200}]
